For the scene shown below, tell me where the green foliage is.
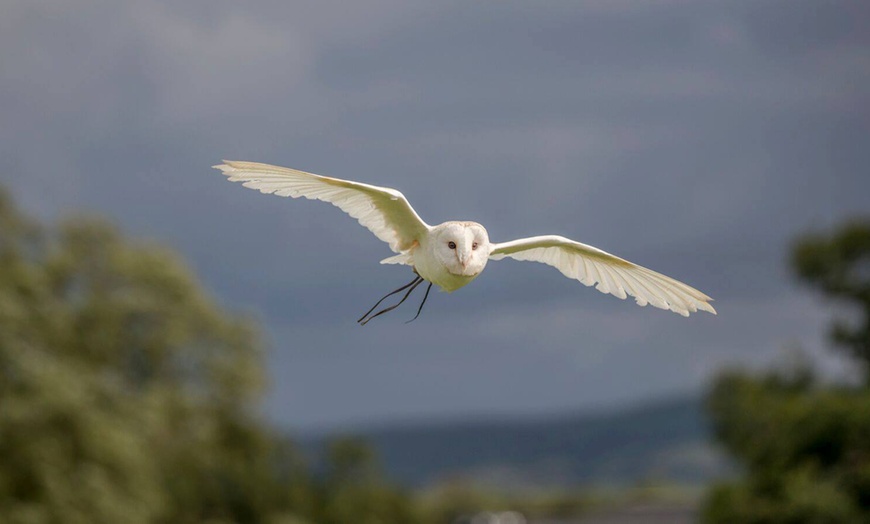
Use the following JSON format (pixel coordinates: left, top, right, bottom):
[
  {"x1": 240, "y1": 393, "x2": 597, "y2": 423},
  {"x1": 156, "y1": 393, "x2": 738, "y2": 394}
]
[
  {"x1": 792, "y1": 219, "x2": 870, "y2": 376},
  {"x1": 703, "y1": 469, "x2": 863, "y2": 524},
  {"x1": 703, "y1": 219, "x2": 870, "y2": 523},
  {"x1": 0, "y1": 187, "x2": 423, "y2": 524},
  {"x1": 316, "y1": 438, "x2": 424, "y2": 524},
  {"x1": 704, "y1": 371, "x2": 870, "y2": 523}
]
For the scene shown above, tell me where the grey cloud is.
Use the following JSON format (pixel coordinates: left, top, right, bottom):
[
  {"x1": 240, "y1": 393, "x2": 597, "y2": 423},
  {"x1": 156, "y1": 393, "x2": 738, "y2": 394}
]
[{"x1": 1, "y1": 0, "x2": 868, "y2": 430}]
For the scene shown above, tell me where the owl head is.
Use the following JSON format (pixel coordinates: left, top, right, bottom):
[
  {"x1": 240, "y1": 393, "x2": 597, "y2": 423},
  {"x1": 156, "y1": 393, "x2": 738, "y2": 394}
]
[{"x1": 432, "y1": 221, "x2": 490, "y2": 276}]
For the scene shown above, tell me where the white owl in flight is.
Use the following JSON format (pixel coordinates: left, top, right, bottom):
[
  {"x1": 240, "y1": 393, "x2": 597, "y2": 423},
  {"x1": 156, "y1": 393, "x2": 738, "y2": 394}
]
[{"x1": 214, "y1": 161, "x2": 716, "y2": 325}]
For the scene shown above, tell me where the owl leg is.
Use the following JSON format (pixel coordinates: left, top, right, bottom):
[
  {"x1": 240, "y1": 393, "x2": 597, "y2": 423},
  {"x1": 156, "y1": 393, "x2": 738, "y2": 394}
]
[{"x1": 358, "y1": 275, "x2": 423, "y2": 325}]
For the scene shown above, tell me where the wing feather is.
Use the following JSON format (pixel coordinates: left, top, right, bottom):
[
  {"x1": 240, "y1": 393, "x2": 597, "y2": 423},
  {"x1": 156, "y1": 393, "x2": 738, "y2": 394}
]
[
  {"x1": 214, "y1": 160, "x2": 430, "y2": 253},
  {"x1": 489, "y1": 235, "x2": 715, "y2": 316}
]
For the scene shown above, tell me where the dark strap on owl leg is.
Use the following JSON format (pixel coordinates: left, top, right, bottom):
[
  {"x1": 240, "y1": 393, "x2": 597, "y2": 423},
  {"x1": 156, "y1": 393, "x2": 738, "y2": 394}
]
[
  {"x1": 357, "y1": 275, "x2": 423, "y2": 325},
  {"x1": 406, "y1": 282, "x2": 433, "y2": 324}
]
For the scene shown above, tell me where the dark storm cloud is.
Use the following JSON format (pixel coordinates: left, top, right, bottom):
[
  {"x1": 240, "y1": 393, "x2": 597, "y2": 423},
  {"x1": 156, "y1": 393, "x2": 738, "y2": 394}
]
[{"x1": 1, "y1": 0, "x2": 868, "y2": 430}]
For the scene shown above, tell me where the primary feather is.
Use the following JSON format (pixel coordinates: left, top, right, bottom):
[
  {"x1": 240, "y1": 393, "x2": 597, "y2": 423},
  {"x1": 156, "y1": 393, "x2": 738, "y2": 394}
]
[
  {"x1": 490, "y1": 235, "x2": 716, "y2": 316},
  {"x1": 213, "y1": 160, "x2": 429, "y2": 253}
]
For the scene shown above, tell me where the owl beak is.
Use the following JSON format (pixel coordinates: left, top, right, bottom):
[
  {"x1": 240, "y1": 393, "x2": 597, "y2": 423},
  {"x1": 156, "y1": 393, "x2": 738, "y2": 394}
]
[{"x1": 458, "y1": 252, "x2": 468, "y2": 268}]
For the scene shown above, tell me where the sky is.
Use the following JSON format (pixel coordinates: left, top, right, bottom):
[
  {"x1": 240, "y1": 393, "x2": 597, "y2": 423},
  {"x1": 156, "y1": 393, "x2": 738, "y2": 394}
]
[{"x1": 2, "y1": 0, "x2": 869, "y2": 432}]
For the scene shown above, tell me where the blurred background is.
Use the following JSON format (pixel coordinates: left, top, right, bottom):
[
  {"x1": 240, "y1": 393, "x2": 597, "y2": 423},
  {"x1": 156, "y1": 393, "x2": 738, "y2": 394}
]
[{"x1": 1, "y1": 1, "x2": 869, "y2": 523}]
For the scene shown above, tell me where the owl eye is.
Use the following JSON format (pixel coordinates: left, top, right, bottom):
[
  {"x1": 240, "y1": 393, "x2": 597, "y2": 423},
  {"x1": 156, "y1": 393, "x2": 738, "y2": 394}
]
[
  {"x1": 448, "y1": 241, "x2": 456, "y2": 250},
  {"x1": 472, "y1": 242, "x2": 479, "y2": 250}
]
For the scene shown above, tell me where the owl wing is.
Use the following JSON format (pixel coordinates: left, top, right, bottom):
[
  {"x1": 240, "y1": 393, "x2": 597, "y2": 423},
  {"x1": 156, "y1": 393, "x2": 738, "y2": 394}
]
[
  {"x1": 489, "y1": 235, "x2": 715, "y2": 317},
  {"x1": 214, "y1": 160, "x2": 430, "y2": 254}
]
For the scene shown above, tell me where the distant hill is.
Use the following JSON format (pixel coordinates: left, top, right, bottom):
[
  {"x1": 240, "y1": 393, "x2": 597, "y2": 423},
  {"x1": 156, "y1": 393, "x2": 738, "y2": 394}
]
[{"x1": 302, "y1": 396, "x2": 732, "y2": 489}]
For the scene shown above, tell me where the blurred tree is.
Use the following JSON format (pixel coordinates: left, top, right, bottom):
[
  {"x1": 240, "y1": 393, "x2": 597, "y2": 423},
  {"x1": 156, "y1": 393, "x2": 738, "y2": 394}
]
[
  {"x1": 0, "y1": 187, "x2": 421, "y2": 524},
  {"x1": 0, "y1": 185, "x2": 282, "y2": 523},
  {"x1": 792, "y1": 220, "x2": 870, "y2": 379},
  {"x1": 702, "y1": 218, "x2": 870, "y2": 523},
  {"x1": 317, "y1": 438, "x2": 424, "y2": 524}
]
